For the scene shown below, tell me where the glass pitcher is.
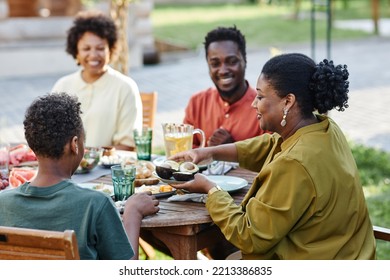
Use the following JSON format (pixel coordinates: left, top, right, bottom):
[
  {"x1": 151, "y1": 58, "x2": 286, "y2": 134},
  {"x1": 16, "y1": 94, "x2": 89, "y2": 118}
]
[{"x1": 161, "y1": 123, "x2": 205, "y2": 157}]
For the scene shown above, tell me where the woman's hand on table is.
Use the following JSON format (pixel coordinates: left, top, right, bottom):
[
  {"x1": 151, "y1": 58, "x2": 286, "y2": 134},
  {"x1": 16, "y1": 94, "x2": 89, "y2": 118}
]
[
  {"x1": 172, "y1": 173, "x2": 216, "y2": 194},
  {"x1": 124, "y1": 192, "x2": 159, "y2": 218}
]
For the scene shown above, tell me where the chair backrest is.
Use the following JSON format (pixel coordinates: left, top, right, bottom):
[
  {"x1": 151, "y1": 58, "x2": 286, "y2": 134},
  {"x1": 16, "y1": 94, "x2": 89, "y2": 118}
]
[
  {"x1": 140, "y1": 91, "x2": 158, "y2": 128},
  {"x1": 373, "y1": 225, "x2": 390, "y2": 242},
  {"x1": 0, "y1": 226, "x2": 80, "y2": 260}
]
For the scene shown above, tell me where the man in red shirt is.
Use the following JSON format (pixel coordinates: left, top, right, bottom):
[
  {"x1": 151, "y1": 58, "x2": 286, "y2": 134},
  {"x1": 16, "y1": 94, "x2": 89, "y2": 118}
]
[{"x1": 184, "y1": 26, "x2": 268, "y2": 148}]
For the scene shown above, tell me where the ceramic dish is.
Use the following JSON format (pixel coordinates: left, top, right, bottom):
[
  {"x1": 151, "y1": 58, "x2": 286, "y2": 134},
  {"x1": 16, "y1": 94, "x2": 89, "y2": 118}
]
[
  {"x1": 154, "y1": 173, "x2": 247, "y2": 193},
  {"x1": 100, "y1": 162, "x2": 120, "y2": 169},
  {"x1": 133, "y1": 184, "x2": 176, "y2": 200},
  {"x1": 99, "y1": 155, "x2": 122, "y2": 169},
  {"x1": 206, "y1": 175, "x2": 248, "y2": 193},
  {"x1": 75, "y1": 147, "x2": 101, "y2": 174},
  {"x1": 154, "y1": 190, "x2": 176, "y2": 198}
]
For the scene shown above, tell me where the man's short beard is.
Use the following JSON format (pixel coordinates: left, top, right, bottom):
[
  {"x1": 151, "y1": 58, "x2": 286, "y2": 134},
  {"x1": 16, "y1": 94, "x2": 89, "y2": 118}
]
[{"x1": 217, "y1": 83, "x2": 241, "y2": 99}]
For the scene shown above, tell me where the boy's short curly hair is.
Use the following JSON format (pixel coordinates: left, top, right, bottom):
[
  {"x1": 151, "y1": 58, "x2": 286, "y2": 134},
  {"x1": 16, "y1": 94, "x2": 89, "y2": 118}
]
[
  {"x1": 66, "y1": 10, "x2": 118, "y2": 59},
  {"x1": 24, "y1": 93, "x2": 84, "y2": 159}
]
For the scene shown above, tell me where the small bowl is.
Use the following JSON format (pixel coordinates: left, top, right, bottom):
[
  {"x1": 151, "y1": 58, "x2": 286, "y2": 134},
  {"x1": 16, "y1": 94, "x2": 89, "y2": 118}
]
[{"x1": 75, "y1": 147, "x2": 102, "y2": 174}]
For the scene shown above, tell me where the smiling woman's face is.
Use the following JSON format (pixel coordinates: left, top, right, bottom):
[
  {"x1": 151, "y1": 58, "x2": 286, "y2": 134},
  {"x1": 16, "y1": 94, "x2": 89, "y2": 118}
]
[
  {"x1": 76, "y1": 31, "x2": 110, "y2": 79},
  {"x1": 252, "y1": 74, "x2": 286, "y2": 133}
]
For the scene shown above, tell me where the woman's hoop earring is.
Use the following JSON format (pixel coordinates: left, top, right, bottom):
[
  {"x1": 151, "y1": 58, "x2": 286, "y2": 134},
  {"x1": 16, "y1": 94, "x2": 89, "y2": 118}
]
[{"x1": 280, "y1": 109, "x2": 288, "y2": 127}]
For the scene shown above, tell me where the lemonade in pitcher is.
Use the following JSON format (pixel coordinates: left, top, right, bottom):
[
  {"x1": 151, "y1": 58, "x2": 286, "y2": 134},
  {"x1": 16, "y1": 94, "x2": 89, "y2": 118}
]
[
  {"x1": 164, "y1": 133, "x2": 192, "y2": 157},
  {"x1": 161, "y1": 123, "x2": 205, "y2": 157}
]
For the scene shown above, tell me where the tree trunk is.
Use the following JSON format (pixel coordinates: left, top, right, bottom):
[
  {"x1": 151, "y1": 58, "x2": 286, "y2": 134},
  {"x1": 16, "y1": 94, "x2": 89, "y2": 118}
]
[{"x1": 110, "y1": 0, "x2": 130, "y2": 75}]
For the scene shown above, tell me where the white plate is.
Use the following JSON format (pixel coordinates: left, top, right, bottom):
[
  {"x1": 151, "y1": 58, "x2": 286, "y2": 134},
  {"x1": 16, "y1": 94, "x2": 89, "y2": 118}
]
[
  {"x1": 152, "y1": 156, "x2": 169, "y2": 166},
  {"x1": 79, "y1": 183, "x2": 114, "y2": 196},
  {"x1": 206, "y1": 175, "x2": 248, "y2": 193},
  {"x1": 154, "y1": 173, "x2": 247, "y2": 193},
  {"x1": 99, "y1": 151, "x2": 137, "y2": 168},
  {"x1": 115, "y1": 150, "x2": 137, "y2": 159}
]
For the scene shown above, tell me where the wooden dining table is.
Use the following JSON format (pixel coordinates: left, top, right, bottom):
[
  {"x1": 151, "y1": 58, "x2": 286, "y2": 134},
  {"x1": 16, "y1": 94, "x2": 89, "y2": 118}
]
[{"x1": 90, "y1": 166, "x2": 258, "y2": 260}]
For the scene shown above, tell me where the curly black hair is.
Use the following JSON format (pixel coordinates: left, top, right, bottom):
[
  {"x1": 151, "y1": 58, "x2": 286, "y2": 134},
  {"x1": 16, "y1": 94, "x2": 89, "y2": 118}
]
[
  {"x1": 66, "y1": 10, "x2": 118, "y2": 59},
  {"x1": 24, "y1": 93, "x2": 84, "y2": 159},
  {"x1": 204, "y1": 26, "x2": 247, "y2": 63},
  {"x1": 261, "y1": 53, "x2": 349, "y2": 117}
]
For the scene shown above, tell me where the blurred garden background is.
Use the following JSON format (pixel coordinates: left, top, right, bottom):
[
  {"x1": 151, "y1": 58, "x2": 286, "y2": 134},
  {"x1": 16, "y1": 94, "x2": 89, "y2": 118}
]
[{"x1": 152, "y1": 0, "x2": 390, "y2": 51}]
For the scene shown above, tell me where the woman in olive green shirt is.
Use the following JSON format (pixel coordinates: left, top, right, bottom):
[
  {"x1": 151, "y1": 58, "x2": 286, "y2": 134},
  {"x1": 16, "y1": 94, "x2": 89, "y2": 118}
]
[{"x1": 171, "y1": 53, "x2": 376, "y2": 259}]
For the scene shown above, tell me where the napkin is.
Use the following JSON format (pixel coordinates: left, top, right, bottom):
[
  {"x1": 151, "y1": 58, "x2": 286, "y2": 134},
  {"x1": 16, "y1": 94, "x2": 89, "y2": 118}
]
[
  {"x1": 167, "y1": 193, "x2": 207, "y2": 203},
  {"x1": 202, "y1": 161, "x2": 239, "y2": 175}
]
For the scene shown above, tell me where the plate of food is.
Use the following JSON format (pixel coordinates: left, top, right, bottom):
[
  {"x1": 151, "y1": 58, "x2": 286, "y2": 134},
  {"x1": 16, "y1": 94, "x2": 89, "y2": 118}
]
[
  {"x1": 153, "y1": 160, "x2": 202, "y2": 185},
  {"x1": 135, "y1": 184, "x2": 176, "y2": 198},
  {"x1": 100, "y1": 156, "x2": 122, "y2": 169},
  {"x1": 153, "y1": 156, "x2": 208, "y2": 172},
  {"x1": 8, "y1": 166, "x2": 38, "y2": 188},
  {"x1": 154, "y1": 173, "x2": 247, "y2": 193},
  {"x1": 79, "y1": 183, "x2": 114, "y2": 196},
  {"x1": 75, "y1": 147, "x2": 102, "y2": 174},
  {"x1": 133, "y1": 160, "x2": 160, "y2": 187},
  {"x1": 99, "y1": 150, "x2": 122, "y2": 168},
  {"x1": 99, "y1": 147, "x2": 138, "y2": 169}
]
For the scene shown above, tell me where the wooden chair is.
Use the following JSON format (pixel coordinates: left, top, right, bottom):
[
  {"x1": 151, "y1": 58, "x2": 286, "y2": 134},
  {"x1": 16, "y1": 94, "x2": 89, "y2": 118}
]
[
  {"x1": 140, "y1": 91, "x2": 158, "y2": 128},
  {"x1": 373, "y1": 225, "x2": 390, "y2": 242},
  {"x1": 138, "y1": 92, "x2": 158, "y2": 259},
  {"x1": 0, "y1": 226, "x2": 80, "y2": 260}
]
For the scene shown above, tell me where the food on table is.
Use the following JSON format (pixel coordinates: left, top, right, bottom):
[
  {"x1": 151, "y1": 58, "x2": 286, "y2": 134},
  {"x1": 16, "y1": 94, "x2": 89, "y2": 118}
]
[
  {"x1": 102, "y1": 146, "x2": 116, "y2": 157},
  {"x1": 134, "y1": 161, "x2": 159, "y2": 186},
  {"x1": 172, "y1": 161, "x2": 200, "y2": 181},
  {"x1": 179, "y1": 162, "x2": 199, "y2": 173},
  {"x1": 9, "y1": 144, "x2": 37, "y2": 166},
  {"x1": 100, "y1": 146, "x2": 123, "y2": 166},
  {"x1": 135, "y1": 161, "x2": 155, "y2": 179},
  {"x1": 134, "y1": 177, "x2": 160, "y2": 187},
  {"x1": 76, "y1": 147, "x2": 101, "y2": 173},
  {"x1": 178, "y1": 162, "x2": 199, "y2": 174},
  {"x1": 91, "y1": 183, "x2": 113, "y2": 195},
  {"x1": 172, "y1": 171, "x2": 196, "y2": 181},
  {"x1": 156, "y1": 160, "x2": 199, "y2": 181},
  {"x1": 159, "y1": 185, "x2": 173, "y2": 192},
  {"x1": 136, "y1": 184, "x2": 174, "y2": 194},
  {"x1": 0, "y1": 173, "x2": 9, "y2": 190},
  {"x1": 155, "y1": 160, "x2": 180, "y2": 179},
  {"x1": 100, "y1": 154, "x2": 122, "y2": 166},
  {"x1": 9, "y1": 167, "x2": 37, "y2": 188}
]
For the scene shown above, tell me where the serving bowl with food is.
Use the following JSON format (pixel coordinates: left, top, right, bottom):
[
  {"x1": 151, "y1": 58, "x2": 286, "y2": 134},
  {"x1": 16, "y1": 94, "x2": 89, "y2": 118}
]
[
  {"x1": 154, "y1": 159, "x2": 199, "y2": 183},
  {"x1": 75, "y1": 147, "x2": 102, "y2": 174}
]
